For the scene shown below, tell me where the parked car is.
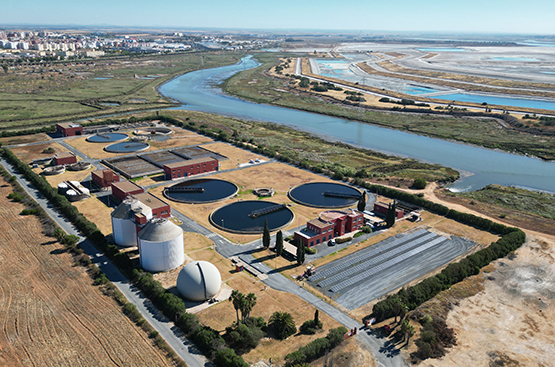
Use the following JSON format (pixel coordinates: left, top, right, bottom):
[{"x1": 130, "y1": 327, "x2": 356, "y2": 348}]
[{"x1": 328, "y1": 239, "x2": 336, "y2": 246}]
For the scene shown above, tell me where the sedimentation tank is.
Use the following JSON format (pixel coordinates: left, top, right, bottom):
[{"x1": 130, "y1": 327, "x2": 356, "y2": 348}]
[
  {"x1": 138, "y1": 217, "x2": 184, "y2": 273},
  {"x1": 111, "y1": 197, "x2": 153, "y2": 247},
  {"x1": 176, "y1": 261, "x2": 221, "y2": 301}
]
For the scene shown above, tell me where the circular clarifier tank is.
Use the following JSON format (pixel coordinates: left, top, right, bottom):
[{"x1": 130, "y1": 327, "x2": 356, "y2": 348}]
[
  {"x1": 86, "y1": 132, "x2": 128, "y2": 143},
  {"x1": 289, "y1": 182, "x2": 361, "y2": 208},
  {"x1": 104, "y1": 141, "x2": 150, "y2": 153},
  {"x1": 163, "y1": 178, "x2": 238, "y2": 204},
  {"x1": 134, "y1": 127, "x2": 173, "y2": 136},
  {"x1": 210, "y1": 200, "x2": 294, "y2": 234}
]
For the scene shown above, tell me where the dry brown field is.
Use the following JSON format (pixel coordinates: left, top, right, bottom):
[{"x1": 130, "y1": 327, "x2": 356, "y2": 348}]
[
  {"x1": 67, "y1": 128, "x2": 214, "y2": 160},
  {"x1": 149, "y1": 162, "x2": 342, "y2": 243},
  {"x1": 202, "y1": 142, "x2": 266, "y2": 170},
  {"x1": 10, "y1": 141, "x2": 69, "y2": 163},
  {"x1": 197, "y1": 272, "x2": 342, "y2": 366},
  {"x1": 0, "y1": 132, "x2": 51, "y2": 146},
  {"x1": 72, "y1": 196, "x2": 115, "y2": 235},
  {"x1": 0, "y1": 177, "x2": 172, "y2": 367}
]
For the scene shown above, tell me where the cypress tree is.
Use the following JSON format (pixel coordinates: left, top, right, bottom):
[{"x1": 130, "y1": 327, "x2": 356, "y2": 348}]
[
  {"x1": 296, "y1": 242, "x2": 305, "y2": 265},
  {"x1": 275, "y1": 230, "x2": 283, "y2": 256},
  {"x1": 262, "y1": 219, "x2": 270, "y2": 249},
  {"x1": 386, "y1": 201, "x2": 397, "y2": 227},
  {"x1": 357, "y1": 191, "x2": 367, "y2": 212}
]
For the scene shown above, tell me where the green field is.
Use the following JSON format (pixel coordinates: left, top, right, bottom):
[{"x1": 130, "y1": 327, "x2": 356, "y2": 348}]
[
  {"x1": 223, "y1": 53, "x2": 555, "y2": 160},
  {"x1": 456, "y1": 185, "x2": 555, "y2": 220},
  {"x1": 0, "y1": 52, "x2": 243, "y2": 130}
]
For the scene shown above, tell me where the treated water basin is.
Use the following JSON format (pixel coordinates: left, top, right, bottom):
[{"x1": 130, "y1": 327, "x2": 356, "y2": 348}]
[
  {"x1": 87, "y1": 133, "x2": 128, "y2": 143},
  {"x1": 289, "y1": 182, "x2": 361, "y2": 208},
  {"x1": 210, "y1": 201, "x2": 294, "y2": 234},
  {"x1": 104, "y1": 141, "x2": 150, "y2": 153},
  {"x1": 164, "y1": 178, "x2": 238, "y2": 203}
]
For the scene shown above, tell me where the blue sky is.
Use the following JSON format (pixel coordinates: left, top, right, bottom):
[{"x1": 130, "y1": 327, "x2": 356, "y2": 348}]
[{"x1": 2, "y1": 0, "x2": 555, "y2": 34}]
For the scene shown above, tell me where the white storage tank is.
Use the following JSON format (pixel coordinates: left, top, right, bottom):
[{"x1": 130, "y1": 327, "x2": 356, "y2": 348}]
[
  {"x1": 177, "y1": 261, "x2": 221, "y2": 301},
  {"x1": 57, "y1": 182, "x2": 69, "y2": 195},
  {"x1": 111, "y1": 197, "x2": 153, "y2": 247},
  {"x1": 138, "y1": 217, "x2": 184, "y2": 272}
]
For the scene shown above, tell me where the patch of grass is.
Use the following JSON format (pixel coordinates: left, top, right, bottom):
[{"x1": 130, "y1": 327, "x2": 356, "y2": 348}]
[
  {"x1": 0, "y1": 52, "x2": 242, "y2": 130},
  {"x1": 457, "y1": 185, "x2": 555, "y2": 220}
]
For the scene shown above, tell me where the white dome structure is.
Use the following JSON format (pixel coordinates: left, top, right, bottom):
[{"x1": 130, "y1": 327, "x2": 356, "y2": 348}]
[
  {"x1": 177, "y1": 261, "x2": 221, "y2": 301},
  {"x1": 111, "y1": 197, "x2": 152, "y2": 247},
  {"x1": 138, "y1": 217, "x2": 184, "y2": 272}
]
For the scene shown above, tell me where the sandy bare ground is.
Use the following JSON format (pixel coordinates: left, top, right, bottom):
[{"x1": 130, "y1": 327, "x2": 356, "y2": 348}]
[
  {"x1": 426, "y1": 236, "x2": 555, "y2": 367},
  {"x1": 0, "y1": 178, "x2": 171, "y2": 367}
]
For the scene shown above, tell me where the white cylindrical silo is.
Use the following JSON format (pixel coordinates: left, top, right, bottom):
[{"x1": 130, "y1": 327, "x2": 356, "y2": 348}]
[
  {"x1": 176, "y1": 261, "x2": 221, "y2": 301},
  {"x1": 111, "y1": 197, "x2": 153, "y2": 247},
  {"x1": 138, "y1": 217, "x2": 184, "y2": 272}
]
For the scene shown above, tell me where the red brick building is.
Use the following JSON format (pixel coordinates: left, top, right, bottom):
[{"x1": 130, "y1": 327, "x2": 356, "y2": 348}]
[
  {"x1": 294, "y1": 210, "x2": 364, "y2": 248},
  {"x1": 163, "y1": 157, "x2": 219, "y2": 180},
  {"x1": 53, "y1": 152, "x2": 77, "y2": 165},
  {"x1": 373, "y1": 202, "x2": 404, "y2": 219},
  {"x1": 56, "y1": 122, "x2": 83, "y2": 137},
  {"x1": 91, "y1": 169, "x2": 120, "y2": 188},
  {"x1": 111, "y1": 180, "x2": 144, "y2": 202},
  {"x1": 134, "y1": 192, "x2": 171, "y2": 218}
]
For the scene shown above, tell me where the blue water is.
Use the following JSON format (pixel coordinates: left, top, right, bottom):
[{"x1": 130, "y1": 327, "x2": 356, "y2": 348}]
[
  {"x1": 491, "y1": 57, "x2": 538, "y2": 62},
  {"x1": 417, "y1": 48, "x2": 466, "y2": 52},
  {"x1": 158, "y1": 56, "x2": 555, "y2": 193},
  {"x1": 404, "y1": 86, "x2": 440, "y2": 95},
  {"x1": 438, "y1": 93, "x2": 555, "y2": 111},
  {"x1": 316, "y1": 59, "x2": 350, "y2": 64}
]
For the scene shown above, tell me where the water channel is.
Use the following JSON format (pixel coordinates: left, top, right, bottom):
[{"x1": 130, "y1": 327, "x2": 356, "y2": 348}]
[{"x1": 158, "y1": 56, "x2": 555, "y2": 193}]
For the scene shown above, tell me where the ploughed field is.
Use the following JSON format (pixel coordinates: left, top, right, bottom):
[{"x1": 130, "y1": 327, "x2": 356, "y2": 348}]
[{"x1": 0, "y1": 178, "x2": 171, "y2": 367}]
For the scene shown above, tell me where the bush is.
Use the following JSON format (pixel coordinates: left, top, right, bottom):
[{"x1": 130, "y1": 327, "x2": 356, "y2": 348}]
[
  {"x1": 362, "y1": 225, "x2": 372, "y2": 233},
  {"x1": 335, "y1": 236, "x2": 352, "y2": 244},
  {"x1": 225, "y1": 322, "x2": 265, "y2": 351},
  {"x1": 214, "y1": 348, "x2": 249, "y2": 367},
  {"x1": 285, "y1": 327, "x2": 347, "y2": 366},
  {"x1": 299, "y1": 319, "x2": 322, "y2": 335},
  {"x1": 305, "y1": 246, "x2": 317, "y2": 254},
  {"x1": 412, "y1": 178, "x2": 427, "y2": 189}
]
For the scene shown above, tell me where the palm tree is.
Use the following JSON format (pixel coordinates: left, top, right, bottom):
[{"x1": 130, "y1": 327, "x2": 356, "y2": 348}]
[
  {"x1": 241, "y1": 293, "x2": 257, "y2": 322},
  {"x1": 269, "y1": 311, "x2": 297, "y2": 340},
  {"x1": 401, "y1": 319, "x2": 415, "y2": 344},
  {"x1": 229, "y1": 290, "x2": 244, "y2": 324}
]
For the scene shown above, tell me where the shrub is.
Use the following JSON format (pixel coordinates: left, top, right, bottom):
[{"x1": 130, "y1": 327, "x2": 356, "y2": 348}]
[
  {"x1": 335, "y1": 236, "x2": 352, "y2": 244},
  {"x1": 299, "y1": 319, "x2": 322, "y2": 335},
  {"x1": 412, "y1": 178, "x2": 427, "y2": 189},
  {"x1": 362, "y1": 225, "x2": 372, "y2": 234},
  {"x1": 214, "y1": 348, "x2": 249, "y2": 367},
  {"x1": 305, "y1": 246, "x2": 317, "y2": 255}
]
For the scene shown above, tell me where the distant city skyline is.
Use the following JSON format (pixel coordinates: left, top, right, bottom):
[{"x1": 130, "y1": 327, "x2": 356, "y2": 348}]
[{"x1": 2, "y1": 0, "x2": 555, "y2": 35}]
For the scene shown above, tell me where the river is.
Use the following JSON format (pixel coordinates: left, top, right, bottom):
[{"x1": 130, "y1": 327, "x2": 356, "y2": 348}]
[{"x1": 158, "y1": 56, "x2": 555, "y2": 193}]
